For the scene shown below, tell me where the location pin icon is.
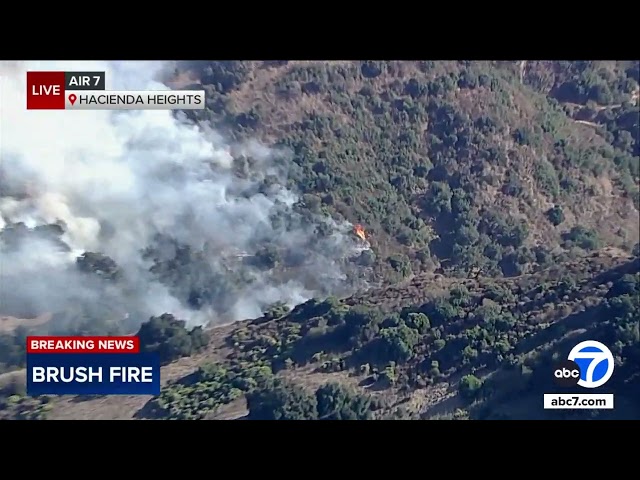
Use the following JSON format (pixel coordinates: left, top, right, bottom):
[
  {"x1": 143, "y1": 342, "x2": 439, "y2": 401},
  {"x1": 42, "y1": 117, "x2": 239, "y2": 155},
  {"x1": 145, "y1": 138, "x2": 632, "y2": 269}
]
[{"x1": 69, "y1": 94, "x2": 77, "y2": 106}]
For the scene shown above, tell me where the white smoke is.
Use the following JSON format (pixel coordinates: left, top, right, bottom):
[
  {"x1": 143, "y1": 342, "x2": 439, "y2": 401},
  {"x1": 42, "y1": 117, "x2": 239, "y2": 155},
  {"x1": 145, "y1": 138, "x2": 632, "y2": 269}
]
[{"x1": 0, "y1": 61, "x2": 367, "y2": 331}]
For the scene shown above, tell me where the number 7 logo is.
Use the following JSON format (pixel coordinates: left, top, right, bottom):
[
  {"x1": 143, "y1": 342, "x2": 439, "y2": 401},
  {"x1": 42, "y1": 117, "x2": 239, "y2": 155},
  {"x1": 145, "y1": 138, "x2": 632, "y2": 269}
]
[{"x1": 568, "y1": 340, "x2": 614, "y2": 388}]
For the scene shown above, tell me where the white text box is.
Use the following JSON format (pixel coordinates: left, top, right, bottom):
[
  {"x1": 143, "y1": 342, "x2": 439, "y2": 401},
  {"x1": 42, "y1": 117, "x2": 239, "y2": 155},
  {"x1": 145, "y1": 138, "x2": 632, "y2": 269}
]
[
  {"x1": 65, "y1": 90, "x2": 205, "y2": 110},
  {"x1": 543, "y1": 393, "x2": 614, "y2": 409}
]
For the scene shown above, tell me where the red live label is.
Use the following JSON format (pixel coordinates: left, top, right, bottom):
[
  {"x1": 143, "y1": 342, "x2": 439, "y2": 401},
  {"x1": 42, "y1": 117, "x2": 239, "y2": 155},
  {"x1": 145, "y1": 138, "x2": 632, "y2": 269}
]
[{"x1": 26, "y1": 71, "x2": 65, "y2": 110}]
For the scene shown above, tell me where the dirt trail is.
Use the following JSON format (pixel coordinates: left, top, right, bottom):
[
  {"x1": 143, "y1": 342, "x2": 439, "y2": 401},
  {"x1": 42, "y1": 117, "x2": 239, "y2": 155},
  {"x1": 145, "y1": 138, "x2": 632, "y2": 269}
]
[
  {"x1": 575, "y1": 119, "x2": 599, "y2": 128},
  {"x1": 0, "y1": 313, "x2": 52, "y2": 334}
]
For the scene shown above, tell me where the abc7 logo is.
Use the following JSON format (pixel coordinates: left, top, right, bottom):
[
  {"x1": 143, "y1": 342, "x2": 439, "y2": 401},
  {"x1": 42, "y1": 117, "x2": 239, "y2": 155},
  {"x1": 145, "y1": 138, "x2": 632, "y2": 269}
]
[
  {"x1": 553, "y1": 340, "x2": 615, "y2": 388},
  {"x1": 553, "y1": 360, "x2": 582, "y2": 386}
]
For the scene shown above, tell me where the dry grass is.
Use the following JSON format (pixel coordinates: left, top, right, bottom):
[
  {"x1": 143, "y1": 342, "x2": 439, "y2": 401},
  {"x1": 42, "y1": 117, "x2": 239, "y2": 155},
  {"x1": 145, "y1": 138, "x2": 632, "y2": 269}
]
[
  {"x1": 0, "y1": 313, "x2": 52, "y2": 334},
  {"x1": 44, "y1": 321, "x2": 238, "y2": 420},
  {"x1": 25, "y1": 250, "x2": 634, "y2": 420},
  {"x1": 214, "y1": 61, "x2": 639, "y2": 257}
]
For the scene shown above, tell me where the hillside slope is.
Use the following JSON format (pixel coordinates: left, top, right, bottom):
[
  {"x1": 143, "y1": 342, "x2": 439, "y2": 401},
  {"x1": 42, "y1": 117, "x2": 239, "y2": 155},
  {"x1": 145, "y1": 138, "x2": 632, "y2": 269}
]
[
  {"x1": 180, "y1": 60, "x2": 639, "y2": 283},
  {"x1": 1, "y1": 60, "x2": 638, "y2": 420},
  {"x1": 2, "y1": 249, "x2": 637, "y2": 420}
]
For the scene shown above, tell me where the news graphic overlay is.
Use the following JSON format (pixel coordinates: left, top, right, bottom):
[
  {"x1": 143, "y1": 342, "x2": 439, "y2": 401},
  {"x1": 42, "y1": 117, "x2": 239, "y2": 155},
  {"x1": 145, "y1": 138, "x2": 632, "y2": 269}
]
[
  {"x1": 27, "y1": 71, "x2": 105, "y2": 110},
  {"x1": 544, "y1": 340, "x2": 615, "y2": 410},
  {"x1": 65, "y1": 91, "x2": 205, "y2": 110},
  {"x1": 26, "y1": 336, "x2": 160, "y2": 396},
  {"x1": 567, "y1": 340, "x2": 615, "y2": 388},
  {"x1": 27, "y1": 70, "x2": 204, "y2": 110}
]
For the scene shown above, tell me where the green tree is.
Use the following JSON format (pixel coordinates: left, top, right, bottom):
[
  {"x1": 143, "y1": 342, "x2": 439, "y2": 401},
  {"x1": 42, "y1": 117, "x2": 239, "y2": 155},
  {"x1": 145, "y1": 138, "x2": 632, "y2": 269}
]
[
  {"x1": 379, "y1": 324, "x2": 420, "y2": 363},
  {"x1": 405, "y1": 313, "x2": 430, "y2": 333},
  {"x1": 264, "y1": 302, "x2": 290, "y2": 320},
  {"x1": 460, "y1": 374, "x2": 483, "y2": 400},
  {"x1": 316, "y1": 382, "x2": 372, "y2": 420},
  {"x1": 76, "y1": 252, "x2": 122, "y2": 281},
  {"x1": 563, "y1": 226, "x2": 600, "y2": 250},
  {"x1": 247, "y1": 379, "x2": 318, "y2": 420},
  {"x1": 137, "y1": 313, "x2": 209, "y2": 365},
  {"x1": 546, "y1": 205, "x2": 565, "y2": 226}
]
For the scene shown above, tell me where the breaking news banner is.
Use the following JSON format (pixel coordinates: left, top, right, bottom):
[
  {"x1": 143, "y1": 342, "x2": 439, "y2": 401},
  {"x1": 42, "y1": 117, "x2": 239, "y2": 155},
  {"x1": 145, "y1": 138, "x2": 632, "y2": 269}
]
[
  {"x1": 26, "y1": 336, "x2": 161, "y2": 396},
  {"x1": 26, "y1": 71, "x2": 205, "y2": 110}
]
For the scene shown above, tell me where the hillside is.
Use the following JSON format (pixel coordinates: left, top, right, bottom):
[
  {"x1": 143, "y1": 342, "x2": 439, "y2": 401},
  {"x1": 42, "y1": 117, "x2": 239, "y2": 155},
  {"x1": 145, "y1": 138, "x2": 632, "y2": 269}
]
[
  {"x1": 1, "y1": 249, "x2": 638, "y2": 420},
  {"x1": 181, "y1": 60, "x2": 639, "y2": 283},
  {"x1": 0, "y1": 60, "x2": 638, "y2": 420}
]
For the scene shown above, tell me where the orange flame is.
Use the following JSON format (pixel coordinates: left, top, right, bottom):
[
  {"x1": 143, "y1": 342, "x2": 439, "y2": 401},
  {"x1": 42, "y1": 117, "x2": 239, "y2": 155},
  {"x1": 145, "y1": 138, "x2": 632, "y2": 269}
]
[{"x1": 354, "y1": 224, "x2": 366, "y2": 241}]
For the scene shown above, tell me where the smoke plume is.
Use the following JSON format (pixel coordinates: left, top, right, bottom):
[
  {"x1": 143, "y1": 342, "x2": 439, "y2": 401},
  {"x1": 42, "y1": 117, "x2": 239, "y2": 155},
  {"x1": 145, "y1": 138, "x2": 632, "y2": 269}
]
[{"x1": 0, "y1": 61, "x2": 367, "y2": 333}]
